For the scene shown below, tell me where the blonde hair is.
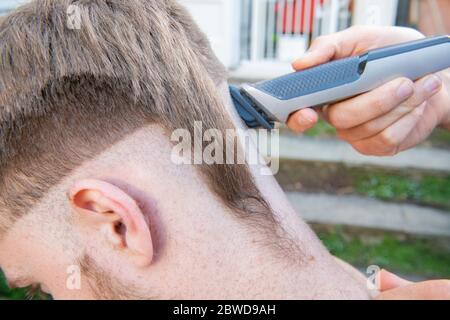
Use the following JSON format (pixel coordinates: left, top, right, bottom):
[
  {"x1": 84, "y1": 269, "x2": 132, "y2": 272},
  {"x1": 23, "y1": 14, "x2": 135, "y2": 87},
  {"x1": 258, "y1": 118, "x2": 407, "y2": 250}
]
[{"x1": 0, "y1": 0, "x2": 274, "y2": 234}]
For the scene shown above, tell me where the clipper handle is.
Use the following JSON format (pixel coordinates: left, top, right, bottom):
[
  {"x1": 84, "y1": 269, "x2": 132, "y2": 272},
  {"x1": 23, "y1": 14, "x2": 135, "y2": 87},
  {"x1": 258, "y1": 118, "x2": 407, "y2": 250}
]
[
  {"x1": 242, "y1": 35, "x2": 450, "y2": 123},
  {"x1": 254, "y1": 56, "x2": 363, "y2": 101}
]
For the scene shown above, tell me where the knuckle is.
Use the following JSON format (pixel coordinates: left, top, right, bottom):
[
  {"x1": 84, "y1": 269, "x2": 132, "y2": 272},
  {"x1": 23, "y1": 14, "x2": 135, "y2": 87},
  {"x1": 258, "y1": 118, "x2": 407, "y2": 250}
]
[
  {"x1": 370, "y1": 96, "x2": 391, "y2": 115},
  {"x1": 377, "y1": 130, "x2": 400, "y2": 150},
  {"x1": 328, "y1": 106, "x2": 350, "y2": 129},
  {"x1": 378, "y1": 131, "x2": 395, "y2": 146},
  {"x1": 412, "y1": 101, "x2": 428, "y2": 117}
]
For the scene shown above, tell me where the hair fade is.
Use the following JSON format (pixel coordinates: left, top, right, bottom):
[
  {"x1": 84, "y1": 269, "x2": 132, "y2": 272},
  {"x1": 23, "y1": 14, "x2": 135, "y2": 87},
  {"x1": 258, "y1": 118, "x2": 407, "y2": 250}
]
[{"x1": 0, "y1": 0, "x2": 275, "y2": 235}]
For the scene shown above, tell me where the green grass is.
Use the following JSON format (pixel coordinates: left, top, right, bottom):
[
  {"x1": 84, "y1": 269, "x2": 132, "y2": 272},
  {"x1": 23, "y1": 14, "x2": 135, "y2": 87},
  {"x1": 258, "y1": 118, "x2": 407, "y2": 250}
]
[
  {"x1": 303, "y1": 119, "x2": 336, "y2": 138},
  {"x1": 0, "y1": 270, "x2": 50, "y2": 300},
  {"x1": 428, "y1": 128, "x2": 450, "y2": 150},
  {"x1": 301, "y1": 120, "x2": 450, "y2": 150},
  {"x1": 354, "y1": 173, "x2": 450, "y2": 211},
  {"x1": 318, "y1": 226, "x2": 450, "y2": 279},
  {"x1": 276, "y1": 160, "x2": 450, "y2": 211},
  {"x1": 0, "y1": 271, "x2": 28, "y2": 300}
]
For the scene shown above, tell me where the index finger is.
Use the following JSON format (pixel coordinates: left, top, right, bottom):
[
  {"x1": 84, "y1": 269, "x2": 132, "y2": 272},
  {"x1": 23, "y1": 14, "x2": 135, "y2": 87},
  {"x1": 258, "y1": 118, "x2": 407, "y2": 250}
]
[
  {"x1": 292, "y1": 41, "x2": 337, "y2": 71},
  {"x1": 292, "y1": 28, "x2": 358, "y2": 70}
]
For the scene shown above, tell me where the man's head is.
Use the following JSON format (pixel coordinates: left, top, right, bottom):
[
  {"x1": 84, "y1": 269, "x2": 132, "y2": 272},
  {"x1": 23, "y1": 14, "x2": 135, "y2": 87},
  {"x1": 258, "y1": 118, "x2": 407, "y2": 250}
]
[{"x1": 0, "y1": 0, "x2": 281, "y2": 299}]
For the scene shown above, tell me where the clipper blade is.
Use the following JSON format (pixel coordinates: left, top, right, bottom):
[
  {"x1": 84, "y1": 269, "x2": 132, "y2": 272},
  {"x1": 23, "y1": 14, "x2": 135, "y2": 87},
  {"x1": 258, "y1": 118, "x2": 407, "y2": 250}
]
[{"x1": 229, "y1": 85, "x2": 273, "y2": 129}]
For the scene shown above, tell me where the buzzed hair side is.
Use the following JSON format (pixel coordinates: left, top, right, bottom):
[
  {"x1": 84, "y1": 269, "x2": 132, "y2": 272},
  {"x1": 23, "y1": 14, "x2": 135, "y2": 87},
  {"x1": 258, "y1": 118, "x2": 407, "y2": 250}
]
[{"x1": 0, "y1": 0, "x2": 274, "y2": 234}]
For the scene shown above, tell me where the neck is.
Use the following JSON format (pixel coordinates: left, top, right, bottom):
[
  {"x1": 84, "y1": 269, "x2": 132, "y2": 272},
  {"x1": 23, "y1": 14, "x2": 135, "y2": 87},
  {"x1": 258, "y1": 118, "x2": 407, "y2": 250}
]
[
  {"x1": 202, "y1": 83, "x2": 371, "y2": 299},
  {"x1": 174, "y1": 199, "x2": 370, "y2": 299}
]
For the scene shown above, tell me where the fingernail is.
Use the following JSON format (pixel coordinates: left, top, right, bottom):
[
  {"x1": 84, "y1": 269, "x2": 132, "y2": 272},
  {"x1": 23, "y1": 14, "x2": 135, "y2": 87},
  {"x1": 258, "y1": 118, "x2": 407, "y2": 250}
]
[
  {"x1": 424, "y1": 75, "x2": 442, "y2": 94},
  {"x1": 397, "y1": 82, "x2": 414, "y2": 100}
]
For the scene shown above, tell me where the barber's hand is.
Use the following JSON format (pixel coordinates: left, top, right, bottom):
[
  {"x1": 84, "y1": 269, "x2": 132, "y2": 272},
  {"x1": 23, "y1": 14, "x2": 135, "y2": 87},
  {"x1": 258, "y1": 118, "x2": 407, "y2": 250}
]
[
  {"x1": 376, "y1": 269, "x2": 450, "y2": 300},
  {"x1": 289, "y1": 26, "x2": 450, "y2": 156}
]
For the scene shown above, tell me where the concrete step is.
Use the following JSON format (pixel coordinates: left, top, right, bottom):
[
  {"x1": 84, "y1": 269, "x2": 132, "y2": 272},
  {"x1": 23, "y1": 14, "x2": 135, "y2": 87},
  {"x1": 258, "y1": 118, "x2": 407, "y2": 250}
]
[
  {"x1": 287, "y1": 192, "x2": 450, "y2": 238},
  {"x1": 275, "y1": 135, "x2": 450, "y2": 173}
]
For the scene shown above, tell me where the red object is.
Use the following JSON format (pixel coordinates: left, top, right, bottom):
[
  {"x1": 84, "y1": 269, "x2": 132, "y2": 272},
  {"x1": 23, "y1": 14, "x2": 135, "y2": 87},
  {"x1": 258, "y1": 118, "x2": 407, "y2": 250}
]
[{"x1": 275, "y1": 0, "x2": 324, "y2": 34}]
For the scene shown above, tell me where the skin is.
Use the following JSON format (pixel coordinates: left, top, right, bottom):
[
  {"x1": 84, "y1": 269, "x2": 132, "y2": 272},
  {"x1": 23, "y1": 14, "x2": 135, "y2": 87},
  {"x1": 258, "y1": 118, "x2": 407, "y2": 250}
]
[
  {"x1": 289, "y1": 26, "x2": 450, "y2": 156},
  {"x1": 288, "y1": 26, "x2": 450, "y2": 298},
  {"x1": 0, "y1": 84, "x2": 370, "y2": 299},
  {"x1": 0, "y1": 41, "x2": 444, "y2": 299},
  {"x1": 376, "y1": 270, "x2": 450, "y2": 300}
]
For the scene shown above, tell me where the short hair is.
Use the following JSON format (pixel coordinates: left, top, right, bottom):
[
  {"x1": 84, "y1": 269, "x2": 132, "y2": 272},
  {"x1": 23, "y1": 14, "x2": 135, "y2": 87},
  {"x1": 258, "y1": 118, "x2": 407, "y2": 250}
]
[{"x1": 0, "y1": 0, "x2": 274, "y2": 235}]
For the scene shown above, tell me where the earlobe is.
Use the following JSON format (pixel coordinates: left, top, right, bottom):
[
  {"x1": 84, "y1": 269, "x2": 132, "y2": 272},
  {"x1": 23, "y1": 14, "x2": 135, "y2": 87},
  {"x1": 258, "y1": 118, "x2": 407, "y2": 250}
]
[{"x1": 69, "y1": 179, "x2": 153, "y2": 266}]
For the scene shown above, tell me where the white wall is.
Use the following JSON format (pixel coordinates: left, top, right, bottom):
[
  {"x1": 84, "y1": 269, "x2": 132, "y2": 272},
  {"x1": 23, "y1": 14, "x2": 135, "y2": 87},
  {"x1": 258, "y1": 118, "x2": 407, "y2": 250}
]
[
  {"x1": 178, "y1": 0, "x2": 241, "y2": 68},
  {"x1": 353, "y1": 0, "x2": 399, "y2": 26},
  {"x1": 0, "y1": 0, "x2": 29, "y2": 13}
]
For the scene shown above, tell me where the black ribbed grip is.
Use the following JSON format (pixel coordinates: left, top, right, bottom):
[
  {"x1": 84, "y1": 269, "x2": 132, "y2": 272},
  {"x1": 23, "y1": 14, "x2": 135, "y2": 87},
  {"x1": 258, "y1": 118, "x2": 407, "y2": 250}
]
[{"x1": 254, "y1": 56, "x2": 362, "y2": 100}]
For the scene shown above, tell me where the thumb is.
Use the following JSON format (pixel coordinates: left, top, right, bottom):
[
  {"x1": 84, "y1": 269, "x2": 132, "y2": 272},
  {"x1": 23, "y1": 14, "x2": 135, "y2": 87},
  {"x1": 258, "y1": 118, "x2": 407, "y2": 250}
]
[
  {"x1": 379, "y1": 269, "x2": 413, "y2": 292},
  {"x1": 287, "y1": 108, "x2": 319, "y2": 133},
  {"x1": 292, "y1": 41, "x2": 337, "y2": 71}
]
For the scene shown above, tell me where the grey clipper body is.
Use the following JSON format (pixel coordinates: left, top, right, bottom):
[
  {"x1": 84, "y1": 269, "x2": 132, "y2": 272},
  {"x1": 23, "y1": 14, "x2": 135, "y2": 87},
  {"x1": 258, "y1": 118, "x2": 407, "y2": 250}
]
[{"x1": 231, "y1": 36, "x2": 450, "y2": 129}]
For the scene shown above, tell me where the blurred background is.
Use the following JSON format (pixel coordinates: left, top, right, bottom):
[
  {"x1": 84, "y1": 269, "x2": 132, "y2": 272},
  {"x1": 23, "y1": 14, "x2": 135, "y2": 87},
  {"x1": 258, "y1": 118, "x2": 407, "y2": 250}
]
[
  {"x1": 177, "y1": 0, "x2": 450, "y2": 76},
  {"x1": 1, "y1": 0, "x2": 449, "y2": 299}
]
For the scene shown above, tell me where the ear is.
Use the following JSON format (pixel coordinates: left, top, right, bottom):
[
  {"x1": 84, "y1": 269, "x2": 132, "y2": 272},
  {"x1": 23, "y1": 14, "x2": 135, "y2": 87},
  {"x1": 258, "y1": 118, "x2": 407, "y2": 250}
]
[{"x1": 69, "y1": 179, "x2": 153, "y2": 267}]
